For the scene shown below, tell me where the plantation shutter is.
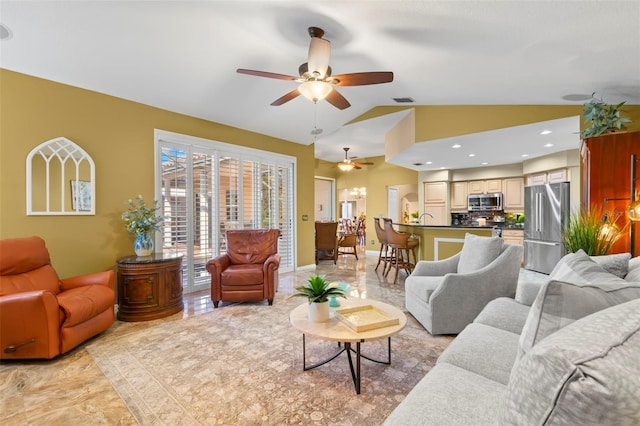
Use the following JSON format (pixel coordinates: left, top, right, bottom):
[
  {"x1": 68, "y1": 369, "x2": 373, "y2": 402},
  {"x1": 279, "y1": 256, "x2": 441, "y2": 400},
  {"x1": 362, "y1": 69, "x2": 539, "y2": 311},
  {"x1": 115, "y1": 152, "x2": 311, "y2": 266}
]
[{"x1": 156, "y1": 131, "x2": 295, "y2": 294}]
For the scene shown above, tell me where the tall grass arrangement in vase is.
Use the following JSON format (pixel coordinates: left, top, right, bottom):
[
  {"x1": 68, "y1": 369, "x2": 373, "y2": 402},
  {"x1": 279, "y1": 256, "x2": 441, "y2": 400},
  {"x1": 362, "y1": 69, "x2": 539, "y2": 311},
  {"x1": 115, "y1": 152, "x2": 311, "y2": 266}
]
[{"x1": 563, "y1": 206, "x2": 625, "y2": 255}]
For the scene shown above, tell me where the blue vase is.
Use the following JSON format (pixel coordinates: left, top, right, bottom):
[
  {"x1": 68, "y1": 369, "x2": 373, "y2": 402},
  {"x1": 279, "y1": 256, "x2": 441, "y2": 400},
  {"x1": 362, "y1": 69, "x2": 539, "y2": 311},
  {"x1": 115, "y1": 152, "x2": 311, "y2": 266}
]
[{"x1": 134, "y1": 232, "x2": 154, "y2": 257}]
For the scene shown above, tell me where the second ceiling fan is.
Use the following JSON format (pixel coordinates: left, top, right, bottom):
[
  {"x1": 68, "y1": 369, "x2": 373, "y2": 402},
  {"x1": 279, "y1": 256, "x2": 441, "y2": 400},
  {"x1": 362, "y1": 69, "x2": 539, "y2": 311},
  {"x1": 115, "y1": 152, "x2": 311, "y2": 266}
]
[
  {"x1": 338, "y1": 147, "x2": 373, "y2": 171},
  {"x1": 237, "y1": 27, "x2": 393, "y2": 110}
]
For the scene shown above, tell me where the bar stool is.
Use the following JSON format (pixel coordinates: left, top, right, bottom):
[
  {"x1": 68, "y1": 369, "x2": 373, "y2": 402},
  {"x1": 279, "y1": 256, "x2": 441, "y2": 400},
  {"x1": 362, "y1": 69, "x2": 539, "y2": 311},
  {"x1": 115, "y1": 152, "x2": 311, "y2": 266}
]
[
  {"x1": 374, "y1": 217, "x2": 390, "y2": 272},
  {"x1": 384, "y1": 220, "x2": 419, "y2": 284}
]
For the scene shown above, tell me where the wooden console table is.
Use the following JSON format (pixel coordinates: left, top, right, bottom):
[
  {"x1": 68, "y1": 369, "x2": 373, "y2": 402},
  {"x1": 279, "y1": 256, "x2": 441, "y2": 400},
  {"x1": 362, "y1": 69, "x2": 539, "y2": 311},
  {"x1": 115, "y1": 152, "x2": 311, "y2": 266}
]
[{"x1": 116, "y1": 254, "x2": 184, "y2": 321}]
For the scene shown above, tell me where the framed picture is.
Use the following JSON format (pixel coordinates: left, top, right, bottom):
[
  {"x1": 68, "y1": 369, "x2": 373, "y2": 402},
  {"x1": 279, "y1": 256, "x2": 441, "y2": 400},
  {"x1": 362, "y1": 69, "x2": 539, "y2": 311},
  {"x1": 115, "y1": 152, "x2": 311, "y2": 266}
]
[{"x1": 71, "y1": 180, "x2": 92, "y2": 211}]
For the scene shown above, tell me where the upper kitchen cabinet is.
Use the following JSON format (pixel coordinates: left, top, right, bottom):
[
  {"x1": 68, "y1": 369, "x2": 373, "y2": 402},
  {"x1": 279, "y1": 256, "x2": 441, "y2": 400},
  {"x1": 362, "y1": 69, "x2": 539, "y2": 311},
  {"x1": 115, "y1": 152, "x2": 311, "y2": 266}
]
[
  {"x1": 468, "y1": 179, "x2": 502, "y2": 194},
  {"x1": 503, "y1": 177, "x2": 525, "y2": 211},
  {"x1": 526, "y1": 169, "x2": 568, "y2": 186},
  {"x1": 450, "y1": 181, "x2": 468, "y2": 211},
  {"x1": 424, "y1": 181, "x2": 447, "y2": 204},
  {"x1": 581, "y1": 131, "x2": 640, "y2": 255}
]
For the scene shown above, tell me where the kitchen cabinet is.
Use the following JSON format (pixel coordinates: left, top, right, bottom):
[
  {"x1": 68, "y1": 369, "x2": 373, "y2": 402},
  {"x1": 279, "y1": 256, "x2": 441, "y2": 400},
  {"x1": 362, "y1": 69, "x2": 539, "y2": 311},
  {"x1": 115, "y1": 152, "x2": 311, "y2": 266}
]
[
  {"x1": 547, "y1": 169, "x2": 567, "y2": 183},
  {"x1": 450, "y1": 181, "x2": 468, "y2": 211},
  {"x1": 424, "y1": 182, "x2": 447, "y2": 203},
  {"x1": 526, "y1": 169, "x2": 568, "y2": 186},
  {"x1": 503, "y1": 177, "x2": 525, "y2": 211},
  {"x1": 468, "y1": 179, "x2": 502, "y2": 194},
  {"x1": 486, "y1": 179, "x2": 502, "y2": 193},
  {"x1": 502, "y1": 229, "x2": 524, "y2": 263},
  {"x1": 423, "y1": 204, "x2": 447, "y2": 225},
  {"x1": 468, "y1": 181, "x2": 485, "y2": 194},
  {"x1": 526, "y1": 173, "x2": 547, "y2": 186}
]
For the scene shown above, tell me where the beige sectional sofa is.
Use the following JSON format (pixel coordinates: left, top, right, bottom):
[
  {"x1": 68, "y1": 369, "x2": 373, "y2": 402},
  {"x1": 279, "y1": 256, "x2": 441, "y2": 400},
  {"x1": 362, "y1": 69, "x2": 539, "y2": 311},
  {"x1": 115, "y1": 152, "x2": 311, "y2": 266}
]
[{"x1": 384, "y1": 251, "x2": 640, "y2": 425}]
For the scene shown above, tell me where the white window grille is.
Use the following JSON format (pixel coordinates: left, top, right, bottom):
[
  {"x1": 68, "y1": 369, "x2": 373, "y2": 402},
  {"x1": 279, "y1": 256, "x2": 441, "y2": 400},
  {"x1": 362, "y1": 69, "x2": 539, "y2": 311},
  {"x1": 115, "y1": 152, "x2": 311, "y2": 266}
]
[{"x1": 26, "y1": 137, "x2": 96, "y2": 215}]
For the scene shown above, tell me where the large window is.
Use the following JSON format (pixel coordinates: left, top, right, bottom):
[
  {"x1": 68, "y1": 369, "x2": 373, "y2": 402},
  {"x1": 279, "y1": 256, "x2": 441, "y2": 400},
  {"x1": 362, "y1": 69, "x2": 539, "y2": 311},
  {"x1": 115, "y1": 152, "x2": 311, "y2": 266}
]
[{"x1": 155, "y1": 130, "x2": 295, "y2": 294}]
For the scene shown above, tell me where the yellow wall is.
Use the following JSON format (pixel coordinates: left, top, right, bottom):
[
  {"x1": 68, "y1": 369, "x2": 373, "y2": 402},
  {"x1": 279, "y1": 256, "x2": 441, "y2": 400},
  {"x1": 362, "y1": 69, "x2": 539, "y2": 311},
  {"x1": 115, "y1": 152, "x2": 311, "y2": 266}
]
[
  {"x1": 0, "y1": 70, "x2": 316, "y2": 277},
  {"x1": 351, "y1": 104, "x2": 640, "y2": 141},
  {"x1": 332, "y1": 156, "x2": 418, "y2": 251}
]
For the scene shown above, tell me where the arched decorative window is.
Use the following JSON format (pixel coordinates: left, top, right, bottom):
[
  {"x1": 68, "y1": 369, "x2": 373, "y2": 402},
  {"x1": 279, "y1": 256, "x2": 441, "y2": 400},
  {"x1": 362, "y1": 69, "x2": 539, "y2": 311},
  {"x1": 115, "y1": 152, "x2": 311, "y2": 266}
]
[{"x1": 26, "y1": 137, "x2": 96, "y2": 215}]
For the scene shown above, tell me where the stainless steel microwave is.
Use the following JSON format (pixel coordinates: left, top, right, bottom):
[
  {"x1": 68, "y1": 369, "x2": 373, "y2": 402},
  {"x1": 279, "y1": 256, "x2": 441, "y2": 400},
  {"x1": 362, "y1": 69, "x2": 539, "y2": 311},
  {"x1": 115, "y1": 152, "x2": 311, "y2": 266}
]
[{"x1": 468, "y1": 193, "x2": 503, "y2": 211}]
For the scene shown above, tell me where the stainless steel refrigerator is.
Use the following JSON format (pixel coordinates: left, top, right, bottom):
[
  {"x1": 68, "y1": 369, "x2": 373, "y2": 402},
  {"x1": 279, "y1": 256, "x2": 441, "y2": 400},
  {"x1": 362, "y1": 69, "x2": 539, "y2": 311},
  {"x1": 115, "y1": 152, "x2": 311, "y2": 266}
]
[{"x1": 524, "y1": 182, "x2": 570, "y2": 274}]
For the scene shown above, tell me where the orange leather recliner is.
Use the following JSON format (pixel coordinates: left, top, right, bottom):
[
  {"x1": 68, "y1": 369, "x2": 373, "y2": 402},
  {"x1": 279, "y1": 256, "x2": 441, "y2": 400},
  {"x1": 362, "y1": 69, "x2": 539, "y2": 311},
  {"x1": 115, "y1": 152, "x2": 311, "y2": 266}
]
[
  {"x1": 206, "y1": 229, "x2": 280, "y2": 308},
  {"x1": 0, "y1": 236, "x2": 115, "y2": 359}
]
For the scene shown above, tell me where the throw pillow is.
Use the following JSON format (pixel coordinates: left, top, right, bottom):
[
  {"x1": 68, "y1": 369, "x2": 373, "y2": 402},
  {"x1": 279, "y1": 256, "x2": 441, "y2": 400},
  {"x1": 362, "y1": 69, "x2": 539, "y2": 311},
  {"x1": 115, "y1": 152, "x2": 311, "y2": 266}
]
[
  {"x1": 457, "y1": 233, "x2": 503, "y2": 274},
  {"x1": 591, "y1": 252, "x2": 632, "y2": 278},
  {"x1": 626, "y1": 256, "x2": 640, "y2": 282},
  {"x1": 499, "y1": 299, "x2": 640, "y2": 426},
  {"x1": 517, "y1": 250, "x2": 640, "y2": 358}
]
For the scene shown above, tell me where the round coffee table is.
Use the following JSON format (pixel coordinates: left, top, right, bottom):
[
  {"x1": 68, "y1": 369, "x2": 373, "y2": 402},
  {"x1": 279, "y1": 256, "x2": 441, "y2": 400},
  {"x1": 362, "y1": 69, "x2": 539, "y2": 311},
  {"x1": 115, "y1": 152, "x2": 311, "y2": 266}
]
[{"x1": 289, "y1": 298, "x2": 407, "y2": 394}]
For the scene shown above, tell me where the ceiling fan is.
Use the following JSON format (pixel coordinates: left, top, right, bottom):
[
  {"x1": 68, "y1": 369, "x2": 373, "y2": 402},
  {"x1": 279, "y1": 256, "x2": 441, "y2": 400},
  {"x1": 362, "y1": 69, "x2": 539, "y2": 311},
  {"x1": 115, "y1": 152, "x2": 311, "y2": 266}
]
[
  {"x1": 338, "y1": 147, "x2": 373, "y2": 171},
  {"x1": 237, "y1": 27, "x2": 393, "y2": 110}
]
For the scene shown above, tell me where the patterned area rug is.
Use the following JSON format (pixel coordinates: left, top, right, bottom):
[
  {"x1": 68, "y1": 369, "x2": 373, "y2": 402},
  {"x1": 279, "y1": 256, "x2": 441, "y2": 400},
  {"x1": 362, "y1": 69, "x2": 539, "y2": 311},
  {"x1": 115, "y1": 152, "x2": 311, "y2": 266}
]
[{"x1": 88, "y1": 289, "x2": 452, "y2": 425}]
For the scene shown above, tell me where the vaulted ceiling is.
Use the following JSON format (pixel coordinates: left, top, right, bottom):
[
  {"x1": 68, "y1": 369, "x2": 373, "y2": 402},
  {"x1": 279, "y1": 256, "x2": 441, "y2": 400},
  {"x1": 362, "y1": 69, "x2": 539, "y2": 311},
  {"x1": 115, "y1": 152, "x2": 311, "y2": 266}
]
[{"x1": 1, "y1": 1, "x2": 639, "y2": 170}]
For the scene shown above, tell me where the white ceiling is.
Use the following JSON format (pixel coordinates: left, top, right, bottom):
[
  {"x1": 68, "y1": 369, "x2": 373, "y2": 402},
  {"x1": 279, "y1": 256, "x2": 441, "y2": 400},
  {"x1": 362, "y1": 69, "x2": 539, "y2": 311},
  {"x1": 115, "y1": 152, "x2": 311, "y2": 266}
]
[{"x1": 1, "y1": 1, "x2": 639, "y2": 171}]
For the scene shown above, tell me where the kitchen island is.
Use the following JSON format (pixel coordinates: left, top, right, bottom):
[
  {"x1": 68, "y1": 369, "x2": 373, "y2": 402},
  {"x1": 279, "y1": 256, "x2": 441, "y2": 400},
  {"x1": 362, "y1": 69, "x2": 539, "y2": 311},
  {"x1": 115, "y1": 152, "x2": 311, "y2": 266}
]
[{"x1": 395, "y1": 224, "x2": 493, "y2": 261}]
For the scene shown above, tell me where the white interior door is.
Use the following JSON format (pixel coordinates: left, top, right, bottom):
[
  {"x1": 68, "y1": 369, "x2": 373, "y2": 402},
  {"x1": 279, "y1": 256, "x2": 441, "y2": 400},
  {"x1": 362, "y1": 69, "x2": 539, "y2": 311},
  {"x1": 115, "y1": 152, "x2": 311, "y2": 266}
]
[{"x1": 387, "y1": 187, "x2": 399, "y2": 222}]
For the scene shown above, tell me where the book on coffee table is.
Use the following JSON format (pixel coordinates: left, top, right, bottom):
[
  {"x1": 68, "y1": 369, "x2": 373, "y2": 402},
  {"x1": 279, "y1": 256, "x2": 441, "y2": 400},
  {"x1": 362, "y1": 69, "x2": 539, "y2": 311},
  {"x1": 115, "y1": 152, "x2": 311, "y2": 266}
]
[{"x1": 335, "y1": 305, "x2": 400, "y2": 332}]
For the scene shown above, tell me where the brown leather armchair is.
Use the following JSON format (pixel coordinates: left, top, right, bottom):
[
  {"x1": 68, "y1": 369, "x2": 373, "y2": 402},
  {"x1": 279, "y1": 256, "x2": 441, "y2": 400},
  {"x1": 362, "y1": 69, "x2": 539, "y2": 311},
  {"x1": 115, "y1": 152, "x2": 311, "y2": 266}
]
[
  {"x1": 206, "y1": 229, "x2": 280, "y2": 308},
  {"x1": 0, "y1": 236, "x2": 115, "y2": 359}
]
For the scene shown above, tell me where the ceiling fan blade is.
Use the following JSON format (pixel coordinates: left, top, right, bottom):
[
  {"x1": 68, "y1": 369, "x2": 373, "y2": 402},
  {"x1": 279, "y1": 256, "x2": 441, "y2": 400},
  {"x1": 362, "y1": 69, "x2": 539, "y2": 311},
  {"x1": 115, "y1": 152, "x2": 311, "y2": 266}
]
[
  {"x1": 332, "y1": 72, "x2": 394, "y2": 86},
  {"x1": 271, "y1": 89, "x2": 300, "y2": 106},
  {"x1": 325, "y1": 89, "x2": 351, "y2": 110},
  {"x1": 355, "y1": 161, "x2": 374, "y2": 166},
  {"x1": 308, "y1": 37, "x2": 331, "y2": 79},
  {"x1": 237, "y1": 69, "x2": 298, "y2": 81},
  {"x1": 354, "y1": 165, "x2": 362, "y2": 170}
]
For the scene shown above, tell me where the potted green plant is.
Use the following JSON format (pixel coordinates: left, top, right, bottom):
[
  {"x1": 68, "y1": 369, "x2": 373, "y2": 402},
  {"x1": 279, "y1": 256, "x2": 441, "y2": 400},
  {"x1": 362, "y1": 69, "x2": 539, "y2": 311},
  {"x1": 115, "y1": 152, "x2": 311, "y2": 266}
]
[
  {"x1": 121, "y1": 195, "x2": 163, "y2": 257},
  {"x1": 410, "y1": 211, "x2": 420, "y2": 223},
  {"x1": 580, "y1": 92, "x2": 632, "y2": 139},
  {"x1": 292, "y1": 275, "x2": 347, "y2": 322},
  {"x1": 563, "y1": 205, "x2": 625, "y2": 256}
]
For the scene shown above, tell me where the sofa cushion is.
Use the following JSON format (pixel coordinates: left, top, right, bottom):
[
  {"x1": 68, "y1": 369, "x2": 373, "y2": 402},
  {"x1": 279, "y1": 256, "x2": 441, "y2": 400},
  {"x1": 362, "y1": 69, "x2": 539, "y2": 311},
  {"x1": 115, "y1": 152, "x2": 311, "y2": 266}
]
[
  {"x1": 548, "y1": 249, "x2": 628, "y2": 285},
  {"x1": 499, "y1": 298, "x2": 640, "y2": 426},
  {"x1": 57, "y1": 285, "x2": 115, "y2": 327},
  {"x1": 590, "y1": 252, "x2": 631, "y2": 278},
  {"x1": 0, "y1": 265, "x2": 61, "y2": 297},
  {"x1": 457, "y1": 233, "x2": 503, "y2": 274},
  {"x1": 626, "y1": 256, "x2": 640, "y2": 282},
  {"x1": 404, "y1": 275, "x2": 442, "y2": 304},
  {"x1": 383, "y1": 363, "x2": 506, "y2": 426},
  {"x1": 473, "y1": 297, "x2": 531, "y2": 335},
  {"x1": 220, "y1": 264, "x2": 264, "y2": 285},
  {"x1": 518, "y1": 250, "x2": 640, "y2": 358},
  {"x1": 519, "y1": 278, "x2": 640, "y2": 357},
  {"x1": 437, "y1": 323, "x2": 520, "y2": 385}
]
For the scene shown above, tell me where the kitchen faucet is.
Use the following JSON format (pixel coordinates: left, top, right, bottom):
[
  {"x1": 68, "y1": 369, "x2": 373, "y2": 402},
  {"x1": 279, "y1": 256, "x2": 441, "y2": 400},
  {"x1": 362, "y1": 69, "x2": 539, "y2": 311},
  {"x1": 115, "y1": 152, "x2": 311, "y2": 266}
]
[{"x1": 419, "y1": 212, "x2": 434, "y2": 225}]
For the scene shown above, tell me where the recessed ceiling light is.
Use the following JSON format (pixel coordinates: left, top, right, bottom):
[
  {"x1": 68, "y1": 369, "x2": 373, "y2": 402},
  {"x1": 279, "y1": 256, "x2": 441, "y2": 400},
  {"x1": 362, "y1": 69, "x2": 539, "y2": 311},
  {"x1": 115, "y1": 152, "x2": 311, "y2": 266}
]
[
  {"x1": 451, "y1": 144, "x2": 462, "y2": 149},
  {"x1": 544, "y1": 143, "x2": 554, "y2": 148},
  {"x1": 468, "y1": 153, "x2": 476, "y2": 157},
  {"x1": 426, "y1": 161, "x2": 433, "y2": 165},
  {"x1": 540, "y1": 130, "x2": 552, "y2": 135},
  {"x1": 521, "y1": 154, "x2": 529, "y2": 158},
  {"x1": 439, "y1": 166, "x2": 446, "y2": 170},
  {"x1": 481, "y1": 162, "x2": 489, "y2": 165}
]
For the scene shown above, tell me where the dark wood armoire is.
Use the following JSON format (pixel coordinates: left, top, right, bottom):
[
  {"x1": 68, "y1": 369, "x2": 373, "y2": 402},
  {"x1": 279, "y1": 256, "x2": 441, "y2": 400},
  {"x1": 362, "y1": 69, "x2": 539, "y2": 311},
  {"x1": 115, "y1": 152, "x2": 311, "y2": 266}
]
[{"x1": 580, "y1": 131, "x2": 640, "y2": 256}]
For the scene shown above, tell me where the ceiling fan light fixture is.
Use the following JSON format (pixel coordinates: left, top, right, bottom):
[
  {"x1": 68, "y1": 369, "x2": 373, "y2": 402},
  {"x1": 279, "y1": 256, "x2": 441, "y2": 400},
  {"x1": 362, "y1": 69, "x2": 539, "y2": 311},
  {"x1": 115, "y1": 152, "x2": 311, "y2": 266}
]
[
  {"x1": 308, "y1": 37, "x2": 330, "y2": 78},
  {"x1": 338, "y1": 162, "x2": 355, "y2": 172},
  {"x1": 298, "y1": 80, "x2": 332, "y2": 103}
]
